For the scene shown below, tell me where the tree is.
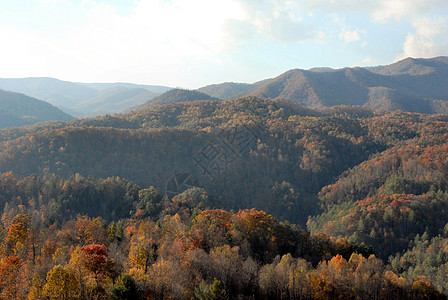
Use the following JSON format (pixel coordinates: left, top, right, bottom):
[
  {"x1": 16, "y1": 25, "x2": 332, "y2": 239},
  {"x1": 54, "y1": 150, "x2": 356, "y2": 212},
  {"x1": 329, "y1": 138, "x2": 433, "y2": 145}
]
[
  {"x1": 194, "y1": 279, "x2": 228, "y2": 300},
  {"x1": 136, "y1": 187, "x2": 162, "y2": 219},
  {"x1": 79, "y1": 244, "x2": 110, "y2": 278},
  {"x1": 209, "y1": 279, "x2": 229, "y2": 300},
  {"x1": 67, "y1": 244, "x2": 113, "y2": 299},
  {"x1": 42, "y1": 265, "x2": 80, "y2": 299},
  {"x1": 111, "y1": 274, "x2": 140, "y2": 300},
  {"x1": 0, "y1": 256, "x2": 23, "y2": 299},
  {"x1": 209, "y1": 245, "x2": 243, "y2": 292},
  {"x1": 6, "y1": 213, "x2": 31, "y2": 256}
]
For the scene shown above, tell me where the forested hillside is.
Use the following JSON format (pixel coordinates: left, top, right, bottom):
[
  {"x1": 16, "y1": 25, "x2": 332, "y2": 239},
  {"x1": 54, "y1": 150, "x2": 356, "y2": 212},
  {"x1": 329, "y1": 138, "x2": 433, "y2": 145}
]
[
  {"x1": 1, "y1": 96, "x2": 448, "y2": 298},
  {"x1": 0, "y1": 172, "x2": 441, "y2": 299},
  {"x1": 0, "y1": 89, "x2": 73, "y2": 129},
  {"x1": 0, "y1": 98, "x2": 386, "y2": 225},
  {"x1": 134, "y1": 89, "x2": 221, "y2": 111}
]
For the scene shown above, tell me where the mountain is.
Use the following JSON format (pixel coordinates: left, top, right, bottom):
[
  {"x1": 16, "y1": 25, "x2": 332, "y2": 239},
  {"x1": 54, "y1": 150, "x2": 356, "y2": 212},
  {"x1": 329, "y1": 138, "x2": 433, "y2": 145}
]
[
  {"x1": 3, "y1": 57, "x2": 447, "y2": 116},
  {"x1": 3, "y1": 95, "x2": 448, "y2": 296},
  {"x1": 197, "y1": 82, "x2": 258, "y2": 99},
  {"x1": 0, "y1": 77, "x2": 172, "y2": 117},
  {"x1": 0, "y1": 98, "x2": 367, "y2": 224},
  {"x1": 78, "y1": 82, "x2": 172, "y2": 94},
  {"x1": 0, "y1": 77, "x2": 98, "y2": 110},
  {"x1": 308, "y1": 119, "x2": 448, "y2": 257},
  {"x1": 73, "y1": 87, "x2": 158, "y2": 116},
  {"x1": 0, "y1": 89, "x2": 73, "y2": 129},
  {"x1": 308, "y1": 67, "x2": 335, "y2": 72},
  {"x1": 196, "y1": 78, "x2": 274, "y2": 100},
  {"x1": 368, "y1": 56, "x2": 448, "y2": 75},
  {"x1": 2, "y1": 96, "x2": 446, "y2": 228},
  {"x1": 2, "y1": 60, "x2": 448, "y2": 298},
  {"x1": 133, "y1": 88, "x2": 220, "y2": 111},
  {"x1": 203, "y1": 57, "x2": 448, "y2": 114}
]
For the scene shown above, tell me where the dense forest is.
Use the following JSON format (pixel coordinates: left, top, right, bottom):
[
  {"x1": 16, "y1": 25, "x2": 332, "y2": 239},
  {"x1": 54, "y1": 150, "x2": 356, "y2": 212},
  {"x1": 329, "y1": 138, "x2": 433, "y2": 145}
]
[
  {"x1": 0, "y1": 173, "x2": 443, "y2": 299},
  {"x1": 1, "y1": 96, "x2": 448, "y2": 298}
]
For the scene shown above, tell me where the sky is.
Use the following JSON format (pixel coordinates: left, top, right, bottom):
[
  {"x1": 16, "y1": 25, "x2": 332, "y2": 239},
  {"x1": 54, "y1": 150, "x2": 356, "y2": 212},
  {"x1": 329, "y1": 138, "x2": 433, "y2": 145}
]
[{"x1": 0, "y1": 0, "x2": 447, "y2": 88}]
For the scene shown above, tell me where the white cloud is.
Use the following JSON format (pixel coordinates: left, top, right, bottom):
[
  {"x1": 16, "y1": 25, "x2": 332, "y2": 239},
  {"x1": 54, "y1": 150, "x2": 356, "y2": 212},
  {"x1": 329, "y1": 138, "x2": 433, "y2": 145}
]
[
  {"x1": 230, "y1": 0, "x2": 315, "y2": 43},
  {"x1": 362, "y1": 57, "x2": 374, "y2": 64},
  {"x1": 299, "y1": 0, "x2": 447, "y2": 23},
  {"x1": 398, "y1": 17, "x2": 448, "y2": 59},
  {"x1": 340, "y1": 30, "x2": 360, "y2": 43},
  {"x1": 29, "y1": 0, "x2": 317, "y2": 83},
  {"x1": 372, "y1": 0, "x2": 447, "y2": 23},
  {"x1": 316, "y1": 31, "x2": 327, "y2": 44},
  {"x1": 1, "y1": 0, "x2": 447, "y2": 87},
  {"x1": 7, "y1": 0, "x2": 250, "y2": 85},
  {"x1": 301, "y1": 0, "x2": 376, "y2": 13}
]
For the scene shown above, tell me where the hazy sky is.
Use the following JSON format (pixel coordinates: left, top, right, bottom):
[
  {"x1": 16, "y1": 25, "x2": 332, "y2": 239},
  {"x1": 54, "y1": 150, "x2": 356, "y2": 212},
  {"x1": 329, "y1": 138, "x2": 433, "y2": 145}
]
[{"x1": 0, "y1": 0, "x2": 447, "y2": 88}]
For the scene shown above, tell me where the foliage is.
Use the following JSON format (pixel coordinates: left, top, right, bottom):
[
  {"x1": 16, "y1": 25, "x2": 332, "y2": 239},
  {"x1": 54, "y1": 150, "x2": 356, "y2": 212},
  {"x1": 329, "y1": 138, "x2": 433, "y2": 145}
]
[{"x1": 0, "y1": 96, "x2": 448, "y2": 297}]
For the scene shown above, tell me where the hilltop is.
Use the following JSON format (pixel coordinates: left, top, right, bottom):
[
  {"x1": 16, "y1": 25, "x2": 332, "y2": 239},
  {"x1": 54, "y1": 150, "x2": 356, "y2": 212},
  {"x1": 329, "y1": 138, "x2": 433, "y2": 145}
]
[{"x1": 132, "y1": 88, "x2": 221, "y2": 111}]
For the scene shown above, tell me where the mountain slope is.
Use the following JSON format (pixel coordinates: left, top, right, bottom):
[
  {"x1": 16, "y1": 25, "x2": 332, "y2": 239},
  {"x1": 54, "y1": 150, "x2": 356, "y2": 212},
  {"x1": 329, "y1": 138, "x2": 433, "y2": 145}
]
[
  {"x1": 0, "y1": 89, "x2": 73, "y2": 129},
  {"x1": 0, "y1": 77, "x2": 98, "y2": 110},
  {"x1": 368, "y1": 56, "x2": 448, "y2": 76},
  {"x1": 197, "y1": 82, "x2": 259, "y2": 99},
  {"x1": 0, "y1": 78, "x2": 172, "y2": 117},
  {"x1": 134, "y1": 88, "x2": 220, "y2": 111},
  {"x1": 0, "y1": 98, "x2": 380, "y2": 225},
  {"x1": 2, "y1": 97, "x2": 446, "y2": 227},
  {"x1": 78, "y1": 82, "x2": 171, "y2": 94},
  {"x1": 234, "y1": 57, "x2": 448, "y2": 113},
  {"x1": 73, "y1": 87, "x2": 158, "y2": 116}
]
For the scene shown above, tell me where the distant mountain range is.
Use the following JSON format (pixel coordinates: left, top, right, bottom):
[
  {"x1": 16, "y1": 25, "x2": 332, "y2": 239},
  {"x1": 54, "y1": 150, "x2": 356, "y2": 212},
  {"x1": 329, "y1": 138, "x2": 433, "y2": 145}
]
[
  {"x1": 0, "y1": 89, "x2": 73, "y2": 129},
  {"x1": 0, "y1": 77, "x2": 171, "y2": 117},
  {"x1": 196, "y1": 56, "x2": 448, "y2": 114},
  {"x1": 1, "y1": 56, "x2": 447, "y2": 119}
]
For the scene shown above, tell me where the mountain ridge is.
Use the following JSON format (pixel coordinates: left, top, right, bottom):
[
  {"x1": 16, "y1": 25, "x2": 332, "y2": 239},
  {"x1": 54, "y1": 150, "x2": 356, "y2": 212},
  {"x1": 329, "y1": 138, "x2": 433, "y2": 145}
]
[
  {"x1": 1, "y1": 56, "x2": 447, "y2": 117},
  {"x1": 196, "y1": 56, "x2": 448, "y2": 114},
  {"x1": 0, "y1": 77, "x2": 172, "y2": 117},
  {"x1": 0, "y1": 89, "x2": 73, "y2": 129}
]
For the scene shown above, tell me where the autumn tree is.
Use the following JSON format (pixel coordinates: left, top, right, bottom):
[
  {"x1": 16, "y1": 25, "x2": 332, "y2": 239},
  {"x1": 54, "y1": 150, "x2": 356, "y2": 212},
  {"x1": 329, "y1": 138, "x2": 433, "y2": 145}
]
[
  {"x1": 42, "y1": 265, "x2": 80, "y2": 299},
  {"x1": 0, "y1": 256, "x2": 23, "y2": 299},
  {"x1": 6, "y1": 213, "x2": 31, "y2": 256}
]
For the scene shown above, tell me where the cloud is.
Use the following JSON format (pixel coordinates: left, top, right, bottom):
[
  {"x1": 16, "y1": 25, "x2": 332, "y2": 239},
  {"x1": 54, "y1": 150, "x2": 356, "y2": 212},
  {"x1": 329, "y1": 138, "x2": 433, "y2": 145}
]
[
  {"x1": 60, "y1": 0, "x2": 317, "y2": 76},
  {"x1": 362, "y1": 57, "x2": 374, "y2": 64},
  {"x1": 398, "y1": 16, "x2": 448, "y2": 59},
  {"x1": 40, "y1": 0, "x2": 249, "y2": 84},
  {"x1": 1, "y1": 0, "x2": 447, "y2": 87},
  {"x1": 298, "y1": 0, "x2": 447, "y2": 23},
  {"x1": 340, "y1": 30, "x2": 360, "y2": 43},
  {"x1": 372, "y1": 0, "x2": 447, "y2": 23},
  {"x1": 227, "y1": 0, "x2": 315, "y2": 43}
]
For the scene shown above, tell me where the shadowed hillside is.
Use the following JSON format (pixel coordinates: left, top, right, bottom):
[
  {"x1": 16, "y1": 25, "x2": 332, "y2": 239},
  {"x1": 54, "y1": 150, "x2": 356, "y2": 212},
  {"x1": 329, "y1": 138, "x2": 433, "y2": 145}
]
[{"x1": 0, "y1": 89, "x2": 73, "y2": 129}]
